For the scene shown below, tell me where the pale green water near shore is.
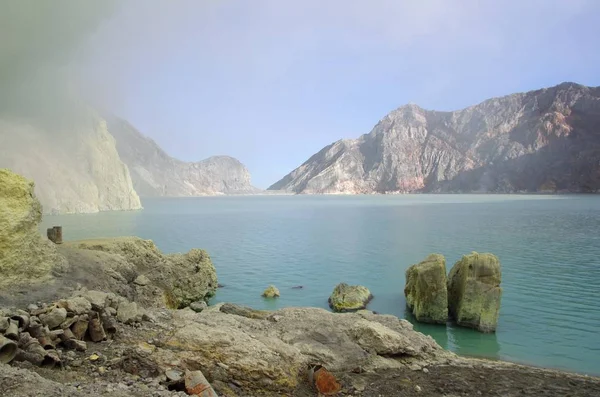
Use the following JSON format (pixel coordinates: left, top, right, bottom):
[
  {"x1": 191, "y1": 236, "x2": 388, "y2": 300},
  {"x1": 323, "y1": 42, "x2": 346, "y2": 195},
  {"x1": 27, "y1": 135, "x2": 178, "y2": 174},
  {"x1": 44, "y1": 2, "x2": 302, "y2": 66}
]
[{"x1": 42, "y1": 195, "x2": 600, "y2": 375}]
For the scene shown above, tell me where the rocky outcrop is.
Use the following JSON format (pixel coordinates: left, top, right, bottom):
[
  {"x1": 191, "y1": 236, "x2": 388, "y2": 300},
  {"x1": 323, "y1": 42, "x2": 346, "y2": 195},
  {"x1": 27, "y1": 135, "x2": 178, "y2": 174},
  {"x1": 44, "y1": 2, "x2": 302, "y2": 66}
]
[
  {"x1": 0, "y1": 236, "x2": 217, "y2": 312},
  {"x1": 0, "y1": 169, "x2": 67, "y2": 287},
  {"x1": 447, "y1": 252, "x2": 502, "y2": 332},
  {"x1": 0, "y1": 111, "x2": 142, "y2": 214},
  {"x1": 107, "y1": 117, "x2": 260, "y2": 197},
  {"x1": 262, "y1": 285, "x2": 280, "y2": 298},
  {"x1": 63, "y1": 238, "x2": 218, "y2": 309},
  {"x1": 269, "y1": 82, "x2": 600, "y2": 194},
  {"x1": 328, "y1": 283, "x2": 373, "y2": 312},
  {"x1": 404, "y1": 254, "x2": 448, "y2": 324}
]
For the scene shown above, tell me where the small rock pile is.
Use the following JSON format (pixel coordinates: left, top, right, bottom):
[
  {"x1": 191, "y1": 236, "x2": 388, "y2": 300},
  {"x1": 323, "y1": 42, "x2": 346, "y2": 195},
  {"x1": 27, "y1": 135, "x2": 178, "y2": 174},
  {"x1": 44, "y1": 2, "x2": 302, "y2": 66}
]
[{"x1": 0, "y1": 290, "x2": 146, "y2": 368}]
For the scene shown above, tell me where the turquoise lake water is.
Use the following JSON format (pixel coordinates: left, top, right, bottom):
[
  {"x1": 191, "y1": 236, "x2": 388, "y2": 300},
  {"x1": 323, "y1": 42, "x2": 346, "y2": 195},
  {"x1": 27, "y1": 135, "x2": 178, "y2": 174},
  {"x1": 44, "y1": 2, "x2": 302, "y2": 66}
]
[{"x1": 41, "y1": 195, "x2": 600, "y2": 375}]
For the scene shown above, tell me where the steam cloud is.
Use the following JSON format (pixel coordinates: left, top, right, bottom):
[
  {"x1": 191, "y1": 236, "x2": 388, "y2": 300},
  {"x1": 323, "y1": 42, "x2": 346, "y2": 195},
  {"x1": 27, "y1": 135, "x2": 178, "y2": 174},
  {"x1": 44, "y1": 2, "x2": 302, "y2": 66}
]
[{"x1": 0, "y1": 0, "x2": 117, "y2": 118}]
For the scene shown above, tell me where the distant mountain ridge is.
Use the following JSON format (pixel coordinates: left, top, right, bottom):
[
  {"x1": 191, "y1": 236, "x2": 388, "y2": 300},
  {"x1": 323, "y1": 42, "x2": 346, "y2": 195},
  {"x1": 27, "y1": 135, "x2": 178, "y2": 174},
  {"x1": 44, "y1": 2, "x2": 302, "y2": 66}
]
[
  {"x1": 269, "y1": 82, "x2": 600, "y2": 194},
  {"x1": 107, "y1": 117, "x2": 260, "y2": 197},
  {"x1": 0, "y1": 109, "x2": 142, "y2": 214},
  {"x1": 0, "y1": 110, "x2": 258, "y2": 214}
]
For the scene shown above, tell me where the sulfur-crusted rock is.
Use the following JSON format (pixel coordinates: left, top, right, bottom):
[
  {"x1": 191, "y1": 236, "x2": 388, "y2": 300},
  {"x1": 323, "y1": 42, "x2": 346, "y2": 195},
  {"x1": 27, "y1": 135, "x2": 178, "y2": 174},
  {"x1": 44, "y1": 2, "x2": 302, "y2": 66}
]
[
  {"x1": 64, "y1": 237, "x2": 217, "y2": 309},
  {"x1": 39, "y1": 307, "x2": 67, "y2": 329},
  {"x1": 0, "y1": 169, "x2": 67, "y2": 287},
  {"x1": 328, "y1": 283, "x2": 373, "y2": 312},
  {"x1": 447, "y1": 252, "x2": 502, "y2": 332},
  {"x1": 262, "y1": 285, "x2": 280, "y2": 298},
  {"x1": 404, "y1": 254, "x2": 448, "y2": 324}
]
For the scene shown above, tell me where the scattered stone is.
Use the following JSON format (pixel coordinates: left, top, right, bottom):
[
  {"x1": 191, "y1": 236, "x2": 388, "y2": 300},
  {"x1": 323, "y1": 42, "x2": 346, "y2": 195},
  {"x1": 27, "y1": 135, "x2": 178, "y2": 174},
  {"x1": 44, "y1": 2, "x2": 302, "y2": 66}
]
[
  {"x1": 134, "y1": 275, "x2": 151, "y2": 286},
  {"x1": 39, "y1": 307, "x2": 67, "y2": 329},
  {"x1": 71, "y1": 315, "x2": 89, "y2": 340},
  {"x1": 88, "y1": 316, "x2": 107, "y2": 342},
  {"x1": 447, "y1": 252, "x2": 502, "y2": 332},
  {"x1": 89, "y1": 353, "x2": 100, "y2": 361},
  {"x1": 117, "y1": 301, "x2": 142, "y2": 324},
  {"x1": 415, "y1": 385, "x2": 422, "y2": 392},
  {"x1": 166, "y1": 368, "x2": 184, "y2": 382},
  {"x1": 262, "y1": 285, "x2": 280, "y2": 298},
  {"x1": 328, "y1": 283, "x2": 373, "y2": 312},
  {"x1": 189, "y1": 301, "x2": 208, "y2": 313},
  {"x1": 422, "y1": 367, "x2": 429, "y2": 374},
  {"x1": 404, "y1": 254, "x2": 449, "y2": 324},
  {"x1": 57, "y1": 297, "x2": 92, "y2": 315},
  {"x1": 27, "y1": 304, "x2": 39, "y2": 312},
  {"x1": 78, "y1": 290, "x2": 109, "y2": 311},
  {"x1": 59, "y1": 315, "x2": 79, "y2": 330}
]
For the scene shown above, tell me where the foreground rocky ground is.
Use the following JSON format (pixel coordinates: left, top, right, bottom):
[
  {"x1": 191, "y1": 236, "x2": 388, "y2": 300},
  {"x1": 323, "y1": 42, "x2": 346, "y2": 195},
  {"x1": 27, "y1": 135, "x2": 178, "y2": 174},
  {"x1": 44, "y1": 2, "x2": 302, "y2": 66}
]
[
  {"x1": 1, "y1": 169, "x2": 598, "y2": 396},
  {"x1": 1, "y1": 294, "x2": 599, "y2": 397}
]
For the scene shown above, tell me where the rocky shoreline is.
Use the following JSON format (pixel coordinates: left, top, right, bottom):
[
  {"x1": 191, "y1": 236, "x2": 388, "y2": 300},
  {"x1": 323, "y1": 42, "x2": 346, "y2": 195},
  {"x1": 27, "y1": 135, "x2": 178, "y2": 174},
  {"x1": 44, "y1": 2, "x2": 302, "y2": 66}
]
[{"x1": 1, "y1": 169, "x2": 599, "y2": 396}]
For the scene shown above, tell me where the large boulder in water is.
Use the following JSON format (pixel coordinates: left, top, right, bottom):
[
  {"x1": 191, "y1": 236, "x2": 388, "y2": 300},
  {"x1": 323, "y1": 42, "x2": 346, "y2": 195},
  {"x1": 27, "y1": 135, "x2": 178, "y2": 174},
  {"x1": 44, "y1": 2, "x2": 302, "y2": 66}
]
[
  {"x1": 0, "y1": 169, "x2": 66, "y2": 287},
  {"x1": 447, "y1": 252, "x2": 502, "y2": 332},
  {"x1": 404, "y1": 254, "x2": 448, "y2": 324},
  {"x1": 328, "y1": 283, "x2": 373, "y2": 312}
]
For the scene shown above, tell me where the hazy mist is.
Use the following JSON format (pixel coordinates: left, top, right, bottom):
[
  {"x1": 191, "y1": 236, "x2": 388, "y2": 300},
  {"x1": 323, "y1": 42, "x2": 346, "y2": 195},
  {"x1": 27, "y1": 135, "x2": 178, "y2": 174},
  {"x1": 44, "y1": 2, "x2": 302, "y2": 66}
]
[{"x1": 2, "y1": 0, "x2": 600, "y2": 187}]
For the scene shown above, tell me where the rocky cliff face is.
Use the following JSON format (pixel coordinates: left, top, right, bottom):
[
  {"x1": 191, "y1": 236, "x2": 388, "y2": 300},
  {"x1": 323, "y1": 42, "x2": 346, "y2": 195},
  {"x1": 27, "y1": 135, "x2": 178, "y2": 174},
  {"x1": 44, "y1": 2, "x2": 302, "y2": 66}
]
[
  {"x1": 269, "y1": 82, "x2": 600, "y2": 193},
  {"x1": 108, "y1": 118, "x2": 259, "y2": 196},
  {"x1": 0, "y1": 169, "x2": 67, "y2": 287},
  {"x1": 0, "y1": 111, "x2": 142, "y2": 214}
]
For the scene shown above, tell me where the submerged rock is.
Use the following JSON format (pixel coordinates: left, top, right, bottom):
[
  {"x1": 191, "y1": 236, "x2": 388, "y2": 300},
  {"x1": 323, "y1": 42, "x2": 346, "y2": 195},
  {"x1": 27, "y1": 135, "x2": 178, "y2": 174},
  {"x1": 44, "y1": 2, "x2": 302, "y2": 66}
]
[
  {"x1": 0, "y1": 169, "x2": 67, "y2": 288},
  {"x1": 447, "y1": 252, "x2": 502, "y2": 332},
  {"x1": 328, "y1": 283, "x2": 373, "y2": 312},
  {"x1": 404, "y1": 254, "x2": 448, "y2": 324},
  {"x1": 262, "y1": 285, "x2": 280, "y2": 298}
]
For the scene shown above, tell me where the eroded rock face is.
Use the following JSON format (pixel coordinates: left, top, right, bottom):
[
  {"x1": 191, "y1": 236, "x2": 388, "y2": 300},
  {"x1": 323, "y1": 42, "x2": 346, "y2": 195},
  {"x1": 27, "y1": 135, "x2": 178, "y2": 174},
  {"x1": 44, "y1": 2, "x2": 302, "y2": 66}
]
[
  {"x1": 328, "y1": 283, "x2": 373, "y2": 312},
  {"x1": 447, "y1": 252, "x2": 502, "y2": 332},
  {"x1": 64, "y1": 238, "x2": 218, "y2": 309},
  {"x1": 269, "y1": 83, "x2": 600, "y2": 194},
  {"x1": 404, "y1": 254, "x2": 448, "y2": 324},
  {"x1": 153, "y1": 304, "x2": 446, "y2": 394},
  {"x1": 0, "y1": 111, "x2": 142, "y2": 214},
  {"x1": 107, "y1": 117, "x2": 260, "y2": 197},
  {"x1": 0, "y1": 169, "x2": 67, "y2": 287}
]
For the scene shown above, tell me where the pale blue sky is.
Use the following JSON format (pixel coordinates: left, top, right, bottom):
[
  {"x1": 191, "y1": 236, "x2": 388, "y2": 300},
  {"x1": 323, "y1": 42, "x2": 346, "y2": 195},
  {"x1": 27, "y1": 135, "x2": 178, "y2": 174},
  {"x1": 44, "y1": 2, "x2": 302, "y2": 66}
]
[{"x1": 75, "y1": 0, "x2": 600, "y2": 188}]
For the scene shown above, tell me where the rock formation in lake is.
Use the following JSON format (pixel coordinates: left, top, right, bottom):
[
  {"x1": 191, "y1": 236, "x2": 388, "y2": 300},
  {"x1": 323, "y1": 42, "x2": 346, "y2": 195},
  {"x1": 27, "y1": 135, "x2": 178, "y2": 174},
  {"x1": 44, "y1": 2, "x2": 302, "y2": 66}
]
[
  {"x1": 447, "y1": 252, "x2": 502, "y2": 333},
  {"x1": 262, "y1": 285, "x2": 280, "y2": 298},
  {"x1": 0, "y1": 169, "x2": 67, "y2": 287},
  {"x1": 107, "y1": 117, "x2": 260, "y2": 197},
  {"x1": 0, "y1": 111, "x2": 142, "y2": 214},
  {"x1": 328, "y1": 283, "x2": 373, "y2": 312},
  {"x1": 404, "y1": 254, "x2": 448, "y2": 324},
  {"x1": 269, "y1": 82, "x2": 600, "y2": 194}
]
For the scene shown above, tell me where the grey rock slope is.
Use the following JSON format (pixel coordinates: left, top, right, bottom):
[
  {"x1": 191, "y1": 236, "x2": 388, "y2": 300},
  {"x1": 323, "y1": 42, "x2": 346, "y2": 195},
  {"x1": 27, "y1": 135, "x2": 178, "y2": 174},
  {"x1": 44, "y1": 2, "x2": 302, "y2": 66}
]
[
  {"x1": 0, "y1": 110, "x2": 142, "y2": 214},
  {"x1": 269, "y1": 82, "x2": 600, "y2": 193},
  {"x1": 107, "y1": 117, "x2": 260, "y2": 196}
]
